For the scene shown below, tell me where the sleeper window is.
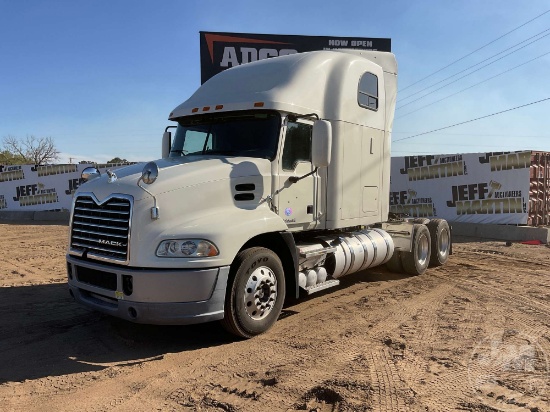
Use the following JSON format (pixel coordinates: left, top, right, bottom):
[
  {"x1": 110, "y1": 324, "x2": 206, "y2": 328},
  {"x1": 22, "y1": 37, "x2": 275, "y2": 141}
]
[{"x1": 358, "y1": 72, "x2": 378, "y2": 111}]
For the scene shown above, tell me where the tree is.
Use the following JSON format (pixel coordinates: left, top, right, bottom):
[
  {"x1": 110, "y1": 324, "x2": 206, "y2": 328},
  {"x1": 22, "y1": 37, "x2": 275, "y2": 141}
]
[
  {"x1": 2, "y1": 135, "x2": 59, "y2": 165},
  {"x1": 0, "y1": 149, "x2": 25, "y2": 165},
  {"x1": 107, "y1": 157, "x2": 129, "y2": 164}
]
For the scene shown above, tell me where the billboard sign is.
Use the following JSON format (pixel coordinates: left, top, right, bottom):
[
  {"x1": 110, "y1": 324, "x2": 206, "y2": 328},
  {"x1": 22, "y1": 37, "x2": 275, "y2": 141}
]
[
  {"x1": 200, "y1": 31, "x2": 391, "y2": 83},
  {"x1": 0, "y1": 163, "x2": 130, "y2": 212},
  {"x1": 390, "y1": 151, "x2": 531, "y2": 224}
]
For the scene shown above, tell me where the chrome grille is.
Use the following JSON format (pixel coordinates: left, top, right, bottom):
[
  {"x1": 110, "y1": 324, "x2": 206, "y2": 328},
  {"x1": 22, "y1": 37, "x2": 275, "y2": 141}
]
[{"x1": 70, "y1": 195, "x2": 132, "y2": 263}]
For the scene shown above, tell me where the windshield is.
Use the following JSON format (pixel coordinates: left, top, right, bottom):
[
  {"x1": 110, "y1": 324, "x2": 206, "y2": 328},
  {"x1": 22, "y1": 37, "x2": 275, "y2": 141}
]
[{"x1": 170, "y1": 110, "x2": 281, "y2": 160}]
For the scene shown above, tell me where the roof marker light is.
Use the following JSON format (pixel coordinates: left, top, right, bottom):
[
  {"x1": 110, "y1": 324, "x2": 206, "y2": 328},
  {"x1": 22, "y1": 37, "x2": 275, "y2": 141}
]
[
  {"x1": 215, "y1": 105, "x2": 224, "y2": 110},
  {"x1": 203, "y1": 106, "x2": 210, "y2": 111},
  {"x1": 192, "y1": 108, "x2": 199, "y2": 113},
  {"x1": 254, "y1": 102, "x2": 265, "y2": 107}
]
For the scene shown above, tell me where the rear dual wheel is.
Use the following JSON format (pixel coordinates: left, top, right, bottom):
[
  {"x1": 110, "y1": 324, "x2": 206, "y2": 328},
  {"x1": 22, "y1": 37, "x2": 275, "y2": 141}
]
[
  {"x1": 386, "y1": 219, "x2": 451, "y2": 275},
  {"x1": 401, "y1": 224, "x2": 431, "y2": 276},
  {"x1": 427, "y1": 219, "x2": 451, "y2": 267},
  {"x1": 386, "y1": 223, "x2": 431, "y2": 275}
]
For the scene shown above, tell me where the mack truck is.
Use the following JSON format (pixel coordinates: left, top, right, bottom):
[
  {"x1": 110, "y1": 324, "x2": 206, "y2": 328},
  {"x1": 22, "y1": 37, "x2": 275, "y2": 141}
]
[{"x1": 67, "y1": 49, "x2": 451, "y2": 338}]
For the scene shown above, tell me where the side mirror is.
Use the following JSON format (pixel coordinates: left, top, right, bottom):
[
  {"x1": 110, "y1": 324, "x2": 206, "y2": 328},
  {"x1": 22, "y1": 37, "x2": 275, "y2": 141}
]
[
  {"x1": 162, "y1": 131, "x2": 171, "y2": 158},
  {"x1": 312, "y1": 120, "x2": 332, "y2": 168}
]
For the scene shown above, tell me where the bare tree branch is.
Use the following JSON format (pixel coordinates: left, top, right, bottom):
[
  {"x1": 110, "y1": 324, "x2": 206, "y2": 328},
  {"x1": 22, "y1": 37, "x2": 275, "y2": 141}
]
[{"x1": 1, "y1": 135, "x2": 59, "y2": 165}]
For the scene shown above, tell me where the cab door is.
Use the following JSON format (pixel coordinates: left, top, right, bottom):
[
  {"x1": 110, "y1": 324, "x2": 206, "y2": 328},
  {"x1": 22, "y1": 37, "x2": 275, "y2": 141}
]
[{"x1": 276, "y1": 119, "x2": 318, "y2": 230}]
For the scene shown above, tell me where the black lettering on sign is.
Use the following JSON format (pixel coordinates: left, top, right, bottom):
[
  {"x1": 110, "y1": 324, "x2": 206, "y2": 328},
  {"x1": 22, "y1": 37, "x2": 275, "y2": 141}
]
[
  {"x1": 446, "y1": 183, "x2": 489, "y2": 207},
  {"x1": 13, "y1": 184, "x2": 38, "y2": 201},
  {"x1": 389, "y1": 191, "x2": 408, "y2": 205},
  {"x1": 400, "y1": 155, "x2": 437, "y2": 174},
  {"x1": 65, "y1": 178, "x2": 85, "y2": 195}
]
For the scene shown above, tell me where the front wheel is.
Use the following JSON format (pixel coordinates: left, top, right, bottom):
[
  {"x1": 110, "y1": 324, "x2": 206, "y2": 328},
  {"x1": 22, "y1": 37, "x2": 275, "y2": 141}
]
[{"x1": 221, "y1": 247, "x2": 286, "y2": 338}]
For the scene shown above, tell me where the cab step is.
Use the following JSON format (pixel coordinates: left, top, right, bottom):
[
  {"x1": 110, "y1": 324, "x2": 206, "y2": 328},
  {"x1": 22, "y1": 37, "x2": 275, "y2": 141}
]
[{"x1": 303, "y1": 279, "x2": 340, "y2": 295}]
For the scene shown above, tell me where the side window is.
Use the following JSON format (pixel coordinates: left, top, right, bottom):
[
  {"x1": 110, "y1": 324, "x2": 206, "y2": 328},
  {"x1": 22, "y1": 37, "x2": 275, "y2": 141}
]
[
  {"x1": 358, "y1": 72, "x2": 378, "y2": 111},
  {"x1": 282, "y1": 122, "x2": 312, "y2": 170}
]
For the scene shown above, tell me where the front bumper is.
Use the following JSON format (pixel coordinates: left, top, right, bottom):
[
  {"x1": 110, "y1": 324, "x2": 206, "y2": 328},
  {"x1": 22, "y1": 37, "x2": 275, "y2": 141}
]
[{"x1": 67, "y1": 255, "x2": 230, "y2": 325}]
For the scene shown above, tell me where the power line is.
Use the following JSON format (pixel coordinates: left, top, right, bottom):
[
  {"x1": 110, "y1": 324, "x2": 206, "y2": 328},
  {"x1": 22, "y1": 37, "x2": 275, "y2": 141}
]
[
  {"x1": 392, "y1": 132, "x2": 550, "y2": 138},
  {"x1": 393, "y1": 142, "x2": 548, "y2": 147},
  {"x1": 393, "y1": 97, "x2": 550, "y2": 143},
  {"x1": 397, "y1": 28, "x2": 550, "y2": 107},
  {"x1": 391, "y1": 148, "x2": 546, "y2": 154},
  {"x1": 396, "y1": 50, "x2": 550, "y2": 119},
  {"x1": 391, "y1": 146, "x2": 547, "y2": 157},
  {"x1": 399, "y1": 9, "x2": 550, "y2": 92}
]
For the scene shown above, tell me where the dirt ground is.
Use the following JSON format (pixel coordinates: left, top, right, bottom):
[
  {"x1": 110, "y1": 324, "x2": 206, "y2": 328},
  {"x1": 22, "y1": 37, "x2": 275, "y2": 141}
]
[{"x1": 0, "y1": 223, "x2": 549, "y2": 412}]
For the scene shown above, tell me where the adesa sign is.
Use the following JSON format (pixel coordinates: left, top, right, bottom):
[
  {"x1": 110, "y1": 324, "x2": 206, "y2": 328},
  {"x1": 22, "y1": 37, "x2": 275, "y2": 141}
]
[{"x1": 200, "y1": 31, "x2": 391, "y2": 84}]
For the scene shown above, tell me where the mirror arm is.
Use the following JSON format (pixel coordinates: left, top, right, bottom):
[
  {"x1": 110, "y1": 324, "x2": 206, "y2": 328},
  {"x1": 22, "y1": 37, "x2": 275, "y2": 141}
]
[{"x1": 288, "y1": 167, "x2": 318, "y2": 184}]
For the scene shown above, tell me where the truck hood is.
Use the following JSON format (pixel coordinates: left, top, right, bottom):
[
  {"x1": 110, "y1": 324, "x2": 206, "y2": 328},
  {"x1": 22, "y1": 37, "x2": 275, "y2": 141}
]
[{"x1": 76, "y1": 156, "x2": 272, "y2": 203}]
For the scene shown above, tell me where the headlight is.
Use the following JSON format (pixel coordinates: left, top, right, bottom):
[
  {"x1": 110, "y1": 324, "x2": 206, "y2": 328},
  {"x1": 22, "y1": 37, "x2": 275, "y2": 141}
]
[{"x1": 156, "y1": 239, "x2": 219, "y2": 257}]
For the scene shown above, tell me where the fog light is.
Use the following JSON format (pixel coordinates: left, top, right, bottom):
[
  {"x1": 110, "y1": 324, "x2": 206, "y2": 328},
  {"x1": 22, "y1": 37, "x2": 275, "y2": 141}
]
[{"x1": 128, "y1": 307, "x2": 137, "y2": 319}]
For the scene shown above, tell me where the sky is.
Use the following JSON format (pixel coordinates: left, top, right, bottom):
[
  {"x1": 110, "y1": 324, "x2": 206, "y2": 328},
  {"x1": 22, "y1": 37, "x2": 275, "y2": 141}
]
[{"x1": 1, "y1": 0, "x2": 550, "y2": 163}]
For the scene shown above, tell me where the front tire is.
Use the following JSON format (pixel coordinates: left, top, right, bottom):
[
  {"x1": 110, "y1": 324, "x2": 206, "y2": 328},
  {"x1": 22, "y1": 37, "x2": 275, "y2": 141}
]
[{"x1": 221, "y1": 247, "x2": 285, "y2": 338}]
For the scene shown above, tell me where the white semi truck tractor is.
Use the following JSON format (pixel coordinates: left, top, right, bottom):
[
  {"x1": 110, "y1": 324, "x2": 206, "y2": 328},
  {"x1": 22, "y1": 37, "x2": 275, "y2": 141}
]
[{"x1": 67, "y1": 50, "x2": 451, "y2": 338}]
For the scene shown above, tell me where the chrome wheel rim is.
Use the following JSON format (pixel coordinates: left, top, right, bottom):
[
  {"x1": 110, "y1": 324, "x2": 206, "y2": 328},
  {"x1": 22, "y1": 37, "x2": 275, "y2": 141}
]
[
  {"x1": 417, "y1": 234, "x2": 429, "y2": 267},
  {"x1": 243, "y1": 266, "x2": 277, "y2": 320},
  {"x1": 439, "y1": 230, "x2": 450, "y2": 256}
]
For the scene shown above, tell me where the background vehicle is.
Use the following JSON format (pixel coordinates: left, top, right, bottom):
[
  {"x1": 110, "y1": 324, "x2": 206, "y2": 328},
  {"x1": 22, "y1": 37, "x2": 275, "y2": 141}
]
[{"x1": 67, "y1": 50, "x2": 451, "y2": 338}]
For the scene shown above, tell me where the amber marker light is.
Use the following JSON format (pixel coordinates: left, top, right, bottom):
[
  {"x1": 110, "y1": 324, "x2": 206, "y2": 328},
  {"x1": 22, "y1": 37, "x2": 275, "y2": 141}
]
[
  {"x1": 254, "y1": 102, "x2": 265, "y2": 107},
  {"x1": 215, "y1": 105, "x2": 224, "y2": 110},
  {"x1": 191, "y1": 108, "x2": 199, "y2": 113}
]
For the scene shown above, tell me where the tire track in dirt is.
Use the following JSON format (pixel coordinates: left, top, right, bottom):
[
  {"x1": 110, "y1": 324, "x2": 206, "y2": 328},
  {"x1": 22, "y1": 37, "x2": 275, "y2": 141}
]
[
  {"x1": 366, "y1": 347, "x2": 415, "y2": 411},
  {"x1": 427, "y1": 255, "x2": 550, "y2": 411},
  {"x1": 263, "y1": 273, "x2": 458, "y2": 410}
]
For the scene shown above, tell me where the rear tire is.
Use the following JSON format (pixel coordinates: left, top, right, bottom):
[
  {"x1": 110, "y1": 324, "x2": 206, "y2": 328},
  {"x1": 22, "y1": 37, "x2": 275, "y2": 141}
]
[
  {"x1": 412, "y1": 218, "x2": 430, "y2": 224},
  {"x1": 221, "y1": 247, "x2": 285, "y2": 339},
  {"x1": 427, "y1": 219, "x2": 451, "y2": 267},
  {"x1": 401, "y1": 224, "x2": 431, "y2": 276}
]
